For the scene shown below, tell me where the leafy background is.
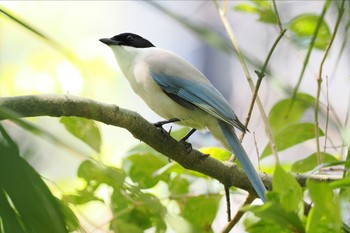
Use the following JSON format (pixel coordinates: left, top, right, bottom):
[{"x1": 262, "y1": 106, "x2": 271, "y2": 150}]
[{"x1": 0, "y1": 1, "x2": 349, "y2": 232}]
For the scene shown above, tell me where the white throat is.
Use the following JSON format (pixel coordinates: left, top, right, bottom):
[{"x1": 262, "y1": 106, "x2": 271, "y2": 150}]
[{"x1": 110, "y1": 46, "x2": 141, "y2": 77}]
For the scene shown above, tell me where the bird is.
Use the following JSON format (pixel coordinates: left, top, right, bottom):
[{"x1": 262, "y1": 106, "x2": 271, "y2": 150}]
[{"x1": 100, "y1": 32, "x2": 266, "y2": 201}]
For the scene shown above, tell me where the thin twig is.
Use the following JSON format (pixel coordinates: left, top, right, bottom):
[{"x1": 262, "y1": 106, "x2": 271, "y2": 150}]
[
  {"x1": 213, "y1": 0, "x2": 279, "y2": 163},
  {"x1": 241, "y1": 29, "x2": 287, "y2": 145},
  {"x1": 253, "y1": 132, "x2": 261, "y2": 171},
  {"x1": 225, "y1": 185, "x2": 231, "y2": 222},
  {"x1": 221, "y1": 194, "x2": 255, "y2": 233},
  {"x1": 323, "y1": 76, "x2": 330, "y2": 153},
  {"x1": 316, "y1": 0, "x2": 345, "y2": 169},
  {"x1": 272, "y1": 0, "x2": 283, "y2": 32}
]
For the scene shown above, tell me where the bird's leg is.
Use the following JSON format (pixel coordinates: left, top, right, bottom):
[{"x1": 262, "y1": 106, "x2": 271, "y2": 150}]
[
  {"x1": 153, "y1": 118, "x2": 180, "y2": 140},
  {"x1": 154, "y1": 119, "x2": 197, "y2": 155},
  {"x1": 180, "y1": 128, "x2": 196, "y2": 142},
  {"x1": 153, "y1": 118, "x2": 180, "y2": 128},
  {"x1": 179, "y1": 128, "x2": 197, "y2": 153}
]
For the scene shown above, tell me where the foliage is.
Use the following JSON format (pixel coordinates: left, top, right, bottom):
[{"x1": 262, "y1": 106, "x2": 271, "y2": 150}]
[
  {"x1": 245, "y1": 165, "x2": 342, "y2": 233},
  {"x1": 1, "y1": 1, "x2": 350, "y2": 233}
]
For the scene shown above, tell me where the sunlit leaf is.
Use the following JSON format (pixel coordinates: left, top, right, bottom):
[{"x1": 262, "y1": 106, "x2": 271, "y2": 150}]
[
  {"x1": 199, "y1": 147, "x2": 231, "y2": 161},
  {"x1": 171, "y1": 127, "x2": 191, "y2": 140},
  {"x1": 291, "y1": 152, "x2": 337, "y2": 173},
  {"x1": 163, "y1": 162, "x2": 207, "y2": 178},
  {"x1": 306, "y1": 180, "x2": 341, "y2": 233},
  {"x1": 289, "y1": 14, "x2": 331, "y2": 50},
  {"x1": 234, "y1": 4, "x2": 259, "y2": 13},
  {"x1": 234, "y1": 1, "x2": 277, "y2": 24},
  {"x1": 268, "y1": 93, "x2": 315, "y2": 133},
  {"x1": 60, "y1": 116, "x2": 102, "y2": 152},
  {"x1": 261, "y1": 123, "x2": 324, "y2": 158}
]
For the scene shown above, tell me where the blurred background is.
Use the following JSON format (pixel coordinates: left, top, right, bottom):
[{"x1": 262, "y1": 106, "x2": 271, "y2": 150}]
[{"x1": 0, "y1": 1, "x2": 349, "y2": 232}]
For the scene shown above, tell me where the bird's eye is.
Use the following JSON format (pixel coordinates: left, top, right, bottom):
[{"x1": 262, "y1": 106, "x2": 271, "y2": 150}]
[{"x1": 126, "y1": 35, "x2": 134, "y2": 41}]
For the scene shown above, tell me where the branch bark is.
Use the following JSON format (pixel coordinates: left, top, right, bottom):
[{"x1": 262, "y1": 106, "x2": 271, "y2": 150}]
[{"x1": 0, "y1": 94, "x2": 340, "y2": 198}]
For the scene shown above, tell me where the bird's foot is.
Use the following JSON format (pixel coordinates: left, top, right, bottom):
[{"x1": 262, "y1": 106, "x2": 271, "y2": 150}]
[
  {"x1": 179, "y1": 138, "x2": 193, "y2": 154},
  {"x1": 153, "y1": 118, "x2": 180, "y2": 141}
]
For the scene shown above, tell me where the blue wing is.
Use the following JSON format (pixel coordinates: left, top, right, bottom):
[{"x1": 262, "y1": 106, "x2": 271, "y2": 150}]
[
  {"x1": 151, "y1": 72, "x2": 247, "y2": 132},
  {"x1": 151, "y1": 72, "x2": 266, "y2": 201}
]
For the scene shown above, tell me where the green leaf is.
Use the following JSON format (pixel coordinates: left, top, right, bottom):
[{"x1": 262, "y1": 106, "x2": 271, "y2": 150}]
[
  {"x1": 170, "y1": 127, "x2": 191, "y2": 140},
  {"x1": 0, "y1": 188, "x2": 27, "y2": 233},
  {"x1": 291, "y1": 152, "x2": 337, "y2": 173},
  {"x1": 262, "y1": 123, "x2": 324, "y2": 158},
  {"x1": 181, "y1": 195, "x2": 221, "y2": 232},
  {"x1": 245, "y1": 219, "x2": 291, "y2": 233},
  {"x1": 272, "y1": 165, "x2": 303, "y2": 215},
  {"x1": 329, "y1": 177, "x2": 350, "y2": 189},
  {"x1": 289, "y1": 14, "x2": 331, "y2": 50},
  {"x1": 124, "y1": 153, "x2": 169, "y2": 189},
  {"x1": 268, "y1": 93, "x2": 315, "y2": 133},
  {"x1": 246, "y1": 202, "x2": 304, "y2": 233},
  {"x1": 234, "y1": 4, "x2": 259, "y2": 13},
  {"x1": 57, "y1": 199, "x2": 81, "y2": 232},
  {"x1": 169, "y1": 175, "x2": 190, "y2": 195},
  {"x1": 306, "y1": 180, "x2": 341, "y2": 233},
  {"x1": 110, "y1": 219, "x2": 143, "y2": 233},
  {"x1": 234, "y1": 1, "x2": 277, "y2": 24},
  {"x1": 78, "y1": 160, "x2": 125, "y2": 188},
  {"x1": 60, "y1": 116, "x2": 102, "y2": 152},
  {"x1": 0, "y1": 107, "x2": 89, "y2": 159},
  {"x1": 245, "y1": 166, "x2": 304, "y2": 232},
  {"x1": 0, "y1": 126, "x2": 68, "y2": 233},
  {"x1": 111, "y1": 188, "x2": 166, "y2": 232}
]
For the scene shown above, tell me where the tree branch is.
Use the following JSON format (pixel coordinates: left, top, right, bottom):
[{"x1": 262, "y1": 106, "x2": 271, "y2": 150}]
[{"x1": 0, "y1": 94, "x2": 340, "y2": 198}]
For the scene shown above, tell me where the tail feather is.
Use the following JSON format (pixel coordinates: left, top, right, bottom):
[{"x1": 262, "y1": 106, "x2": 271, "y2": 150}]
[{"x1": 219, "y1": 121, "x2": 266, "y2": 202}]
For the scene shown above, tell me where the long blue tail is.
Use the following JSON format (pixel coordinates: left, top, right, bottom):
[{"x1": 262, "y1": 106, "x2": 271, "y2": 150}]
[{"x1": 219, "y1": 121, "x2": 266, "y2": 202}]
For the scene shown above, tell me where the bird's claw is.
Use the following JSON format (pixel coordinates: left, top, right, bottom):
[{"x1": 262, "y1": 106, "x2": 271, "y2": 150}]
[
  {"x1": 180, "y1": 139, "x2": 193, "y2": 154},
  {"x1": 153, "y1": 124, "x2": 170, "y2": 142}
]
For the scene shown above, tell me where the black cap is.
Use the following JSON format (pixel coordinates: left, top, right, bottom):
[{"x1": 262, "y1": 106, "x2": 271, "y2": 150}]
[{"x1": 99, "y1": 33, "x2": 155, "y2": 48}]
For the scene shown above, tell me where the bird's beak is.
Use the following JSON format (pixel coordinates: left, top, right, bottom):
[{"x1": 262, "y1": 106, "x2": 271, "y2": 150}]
[{"x1": 99, "y1": 38, "x2": 120, "y2": 46}]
